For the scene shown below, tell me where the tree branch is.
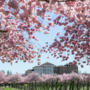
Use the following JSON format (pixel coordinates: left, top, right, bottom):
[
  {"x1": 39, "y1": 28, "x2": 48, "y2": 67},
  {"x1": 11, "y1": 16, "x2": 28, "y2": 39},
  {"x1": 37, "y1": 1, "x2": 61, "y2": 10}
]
[
  {"x1": 0, "y1": 30, "x2": 8, "y2": 33},
  {"x1": 39, "y1": 0, "x2": 85, "y2": 2}
]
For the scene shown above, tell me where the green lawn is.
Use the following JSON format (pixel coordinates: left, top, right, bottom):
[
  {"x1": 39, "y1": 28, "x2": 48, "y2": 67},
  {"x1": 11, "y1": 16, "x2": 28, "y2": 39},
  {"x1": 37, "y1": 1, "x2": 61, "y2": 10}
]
[
  {"x1": 3, "y1": 87, "x2": 20, "y2": 90},
  {"x1": 2, "y1": 86, "x2": 90, "y2": 90},
  {"x1": 3, "y1": 88, "x2": 12, "y2": 90}
]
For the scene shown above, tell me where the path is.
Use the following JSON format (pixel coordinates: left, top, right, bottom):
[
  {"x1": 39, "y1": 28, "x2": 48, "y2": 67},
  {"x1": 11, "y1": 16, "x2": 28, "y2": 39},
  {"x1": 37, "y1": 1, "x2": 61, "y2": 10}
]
[{"x1": 0, "y1": 87, "x2": 4, "y2": 90}]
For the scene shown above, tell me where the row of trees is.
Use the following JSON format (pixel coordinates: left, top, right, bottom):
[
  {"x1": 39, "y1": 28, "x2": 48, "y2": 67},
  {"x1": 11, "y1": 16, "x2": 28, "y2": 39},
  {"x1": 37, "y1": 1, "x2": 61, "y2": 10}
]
[
  {"x1": 0, "y1": 70, "x2": 90, "y2": 84},
  {"x1": 1, "y1": 70, "x2": 12, "y2": 75},
  {"x1": 0, "y1": 70, "x2": 25, "y2": 76}
]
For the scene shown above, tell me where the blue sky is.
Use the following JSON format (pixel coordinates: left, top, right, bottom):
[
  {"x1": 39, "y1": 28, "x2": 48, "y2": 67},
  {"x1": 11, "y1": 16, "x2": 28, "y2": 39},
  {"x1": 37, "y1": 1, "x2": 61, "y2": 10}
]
[{"x1": 0, "y1": 1, "x2": 89, "y2": 75}]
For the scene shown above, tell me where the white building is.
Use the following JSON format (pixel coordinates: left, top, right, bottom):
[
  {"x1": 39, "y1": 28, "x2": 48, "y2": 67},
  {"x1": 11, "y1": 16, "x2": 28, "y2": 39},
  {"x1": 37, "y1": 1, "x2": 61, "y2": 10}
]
[
  {"x1": 33, "y1": 62, "x2": 56, "y2": 77},
  {"x1": 25, "y1": 62, "x2": 78, "y2": 77}
]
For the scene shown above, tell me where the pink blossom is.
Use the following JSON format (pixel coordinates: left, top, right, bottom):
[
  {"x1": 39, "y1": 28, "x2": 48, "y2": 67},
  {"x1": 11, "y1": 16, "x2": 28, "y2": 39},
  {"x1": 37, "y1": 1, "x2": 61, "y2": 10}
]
[
  {"x1": 1, "y1": 19, "x2": 6, "y2": 26},
  {"x1": 81, "y1": 65, "x2": 84, "y2": 68},
  {"x1": 38, "y1": 62, "x2": 41, "y2": 65},
  {"x1": 37, "y1": 58, "x2": 41, "y2": 61},
  {"x1": 56, "y1": 32, "x2": 60, "y2": 36},
  {"x1": 82, "y1": 61, "x2": 86, "y2": 63},
  {"x1": 48, "y1": 17, "x2": 51, "y2": 20},
  {"x1": 43, "y1": 31, "x2": 49, "y2": 34},
  {"x1": 28, "y1": 44, "x2": 34, "y2": 49},
  {"x1": 8, "y1": 0, "x2": 19, "y2": 9},
  {"x1": 49, "y1": 0, "x2": 58, "y2": 4},
  {"x1": 48, "y1": 22, "x2": 52, "y2": 26}
]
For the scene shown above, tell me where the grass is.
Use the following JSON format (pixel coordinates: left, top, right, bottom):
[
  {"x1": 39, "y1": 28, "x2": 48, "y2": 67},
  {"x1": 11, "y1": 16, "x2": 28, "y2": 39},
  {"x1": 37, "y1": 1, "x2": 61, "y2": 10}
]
[
  {"x1": 3, "y1": 87, "x2": 20, "y2": 90},
  {"x1": 3, "y1": 88, "x2": 12, "y2": 90},
  {"x1": 2, "y1": 85, "x2": 90, "y2": 90}
]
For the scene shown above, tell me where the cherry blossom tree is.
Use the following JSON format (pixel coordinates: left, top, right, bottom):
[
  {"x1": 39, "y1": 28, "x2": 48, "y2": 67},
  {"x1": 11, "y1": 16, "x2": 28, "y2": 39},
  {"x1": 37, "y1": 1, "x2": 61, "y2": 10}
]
[
  {"x1": 5, "y1": 72, "x2": 23, "y2": 83},
  {"x1": 0, "y1": 71, "x2": 5, "y2": 83},
  {"x1": 0, "y1": 0, "x2": 89, "y2": 68},
  {"x1": 24, "y1": 72, "x2": 44, "y2": 83},
  {"x1": 42, "y1": 73, "x2": 59, "y2": 83}
]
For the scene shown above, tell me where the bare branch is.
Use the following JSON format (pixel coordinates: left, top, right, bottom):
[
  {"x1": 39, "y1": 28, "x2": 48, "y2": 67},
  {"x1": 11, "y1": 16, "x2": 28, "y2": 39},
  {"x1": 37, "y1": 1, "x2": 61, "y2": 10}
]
[
  {"x1": 39, "y1": 0, "x2": 85, "y2": 2},
  {"x1": 0, "y1": 30, "x2": 8, "y2": 33}
]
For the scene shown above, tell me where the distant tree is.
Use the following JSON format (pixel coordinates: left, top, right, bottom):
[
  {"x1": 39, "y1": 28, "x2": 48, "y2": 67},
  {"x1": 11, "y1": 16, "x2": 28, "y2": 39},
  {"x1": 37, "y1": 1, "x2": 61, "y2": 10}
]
[
  {"x1": 78, "y1": 70, "x2": 82, "y2": 74},
  {"x1": 9, "y1": 71, "x2": 12, "y2": 75},
  {"x1": 7, "y1": 70, "x2": 10, "y2": 76},
  {"x1": 7, "y1": 70, "x2": 12, "y2": 75},
  {"x1": 1, "y1": 70, "x2": 5, "y2": 74},
  {"x1": 21, "y1": 73, "x2": 25, "y2": 76},
  {"x1": 83, "y1": 71, "x2": 87, "y2": 74}
]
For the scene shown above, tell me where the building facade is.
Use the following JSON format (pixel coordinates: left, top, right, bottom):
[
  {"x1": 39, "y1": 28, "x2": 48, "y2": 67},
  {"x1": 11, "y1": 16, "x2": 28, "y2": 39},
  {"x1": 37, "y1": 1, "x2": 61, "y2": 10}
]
[
  {"x1": 33, "y1": 66, "x2": 43, "y2": 77},
  {"x1": 25, "y1": 62, "x2": 78, "y2": 77},
  {"x1": 54, "y1": 63, "x2": 78, "y2": 75},
  {"x1": 33, "y1": 62, "x2": 55, "y2": 77},
  {"x1": 25, "y1": 69, "x2": 35, "y2": 76}
]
